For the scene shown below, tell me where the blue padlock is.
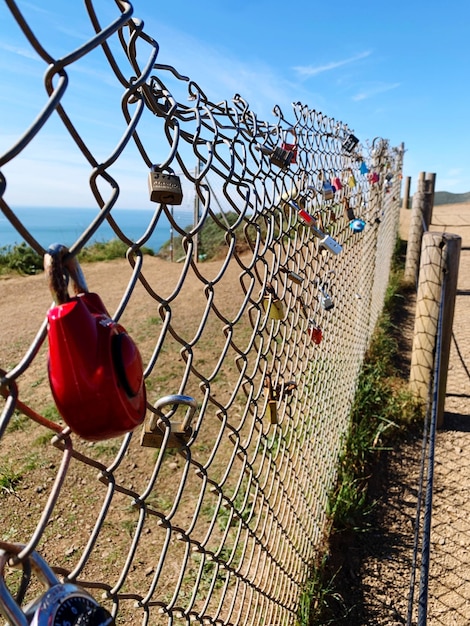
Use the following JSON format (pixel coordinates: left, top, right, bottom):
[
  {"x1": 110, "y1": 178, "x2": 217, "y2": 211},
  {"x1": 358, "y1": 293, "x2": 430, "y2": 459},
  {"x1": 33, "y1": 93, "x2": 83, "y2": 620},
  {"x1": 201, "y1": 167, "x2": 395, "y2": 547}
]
[{"x1": 350, "y1": 218, "x2": 366, "y2": 233}]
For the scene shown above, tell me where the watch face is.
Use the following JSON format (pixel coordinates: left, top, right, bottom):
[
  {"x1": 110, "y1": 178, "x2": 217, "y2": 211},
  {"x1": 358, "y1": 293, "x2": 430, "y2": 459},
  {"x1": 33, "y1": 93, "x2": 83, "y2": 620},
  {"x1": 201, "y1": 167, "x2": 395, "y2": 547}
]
[
  {"x1": 53, "y1": 595, "x2": 97, "y2": 625},
  {"x1": 29, "y1": 586, "x2": 98, "y2": 626}
]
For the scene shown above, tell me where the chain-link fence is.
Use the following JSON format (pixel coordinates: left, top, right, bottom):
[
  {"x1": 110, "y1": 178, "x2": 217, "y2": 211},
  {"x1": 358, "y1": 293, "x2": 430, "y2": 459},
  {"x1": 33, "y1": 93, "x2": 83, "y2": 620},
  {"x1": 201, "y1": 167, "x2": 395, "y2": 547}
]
[{"x1": 0, "y1": 2, "x2": 404, "y2": 624}]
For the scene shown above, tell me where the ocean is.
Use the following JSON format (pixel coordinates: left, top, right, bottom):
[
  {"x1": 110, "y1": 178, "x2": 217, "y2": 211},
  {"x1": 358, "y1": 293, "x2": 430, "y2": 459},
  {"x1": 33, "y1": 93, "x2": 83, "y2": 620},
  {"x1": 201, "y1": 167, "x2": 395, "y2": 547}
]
[{"x1": 0, "y1": 207, "x2": 194, "y2": 253}]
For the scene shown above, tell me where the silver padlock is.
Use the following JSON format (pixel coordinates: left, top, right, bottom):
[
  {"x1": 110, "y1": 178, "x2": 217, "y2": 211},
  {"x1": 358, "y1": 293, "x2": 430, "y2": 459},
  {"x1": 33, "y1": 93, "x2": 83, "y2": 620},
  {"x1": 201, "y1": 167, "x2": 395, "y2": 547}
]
[
  {"x1": 0, "y1": 545, "x2": 114, "y2": 625},
  {"x1": 141, "y1": 394, "x2": 197, "y2": 449},
  {"x1": 291, "y1": 202, "x2": 342, "y2": 255},
  {"x1": 148, "y1": 166, "x2": 183, "y2": 205},
  {"x1": 319, "y1": 286, "x2": 334, "y2": 311}
]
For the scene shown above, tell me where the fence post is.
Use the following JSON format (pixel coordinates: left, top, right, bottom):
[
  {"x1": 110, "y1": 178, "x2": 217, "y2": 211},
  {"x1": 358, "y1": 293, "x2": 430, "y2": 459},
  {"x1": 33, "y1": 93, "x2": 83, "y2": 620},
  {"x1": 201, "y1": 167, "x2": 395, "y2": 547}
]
[
  {"x1": 436, "y1": 233, "x2": 461, "y2": 426},
  {"x1": 404, "y1": 172, "x2": 436, "y2": 285},
  {"x1": 409, "y1": 232, "x2": 461, "y2": 427},
  {"x1": 402, "y1": 175, "x2": 411, "y2": 209},
  {"x1": 423, "y1": 172, "x2": 436, "y2": 228}
]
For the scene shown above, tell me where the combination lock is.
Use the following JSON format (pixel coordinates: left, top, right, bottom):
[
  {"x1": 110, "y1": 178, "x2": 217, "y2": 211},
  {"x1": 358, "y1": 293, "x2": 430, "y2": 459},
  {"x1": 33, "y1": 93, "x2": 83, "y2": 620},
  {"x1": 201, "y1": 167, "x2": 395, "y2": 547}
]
[{"x1": 0, "y1": 546, "x2": 115, "y2": 625}]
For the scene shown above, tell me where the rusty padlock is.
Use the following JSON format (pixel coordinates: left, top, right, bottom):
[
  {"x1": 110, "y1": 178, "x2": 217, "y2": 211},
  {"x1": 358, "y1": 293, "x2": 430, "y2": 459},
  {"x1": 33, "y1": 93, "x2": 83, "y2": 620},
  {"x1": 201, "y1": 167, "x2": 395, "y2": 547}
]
[
  {"x1": 263, "y1": 375, "x2": 297, "y2": 424},
  {"x1": 141, "y1": 394, "x2": 196, "y2": 448},
  {"x1": 343, "y1": 198, "x2": 356, "y2": 221},
  {"x1": 308, "y1": 320, "x2": 323, "y2": 345},
  {"x1": 148, "y1": 166, "x2": 183, "y2": 204},
  {"x1": 45, "y1": 244, "x2": 146, "y2": 441},
  {"x1": 0, "y1": 545, "x2": 115, "y2": 625},
  {"x1": 263, "y1": 282, "x2": 284, "y2": 320}
]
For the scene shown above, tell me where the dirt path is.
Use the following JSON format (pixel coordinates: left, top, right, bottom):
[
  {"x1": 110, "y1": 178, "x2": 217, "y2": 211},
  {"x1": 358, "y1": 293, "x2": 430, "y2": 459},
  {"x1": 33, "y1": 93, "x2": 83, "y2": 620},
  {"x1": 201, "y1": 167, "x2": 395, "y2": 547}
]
[
  {"x1": 426, "y1": 206, "x2": 470, "y2": 625},
  {"x1": 376, "y1": 204, "x2": 470, "y2": 625},
  {"x1": 330, "y1": 204, "x2": 470, "y2": 626}
]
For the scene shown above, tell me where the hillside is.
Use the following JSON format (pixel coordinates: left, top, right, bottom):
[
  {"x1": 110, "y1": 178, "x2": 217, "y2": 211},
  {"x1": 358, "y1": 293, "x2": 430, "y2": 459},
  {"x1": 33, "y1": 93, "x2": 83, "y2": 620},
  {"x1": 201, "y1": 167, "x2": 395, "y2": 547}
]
[{"x1": 434, "y1": 190, "x2": 470, "y2": 205}]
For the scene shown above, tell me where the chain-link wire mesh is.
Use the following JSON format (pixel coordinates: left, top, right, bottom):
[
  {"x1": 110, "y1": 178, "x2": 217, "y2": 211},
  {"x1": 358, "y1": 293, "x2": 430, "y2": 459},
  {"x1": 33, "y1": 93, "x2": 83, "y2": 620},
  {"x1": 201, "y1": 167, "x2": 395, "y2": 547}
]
[{"x1": 0, "y1": 2, "x2": 404, "y2": 624}]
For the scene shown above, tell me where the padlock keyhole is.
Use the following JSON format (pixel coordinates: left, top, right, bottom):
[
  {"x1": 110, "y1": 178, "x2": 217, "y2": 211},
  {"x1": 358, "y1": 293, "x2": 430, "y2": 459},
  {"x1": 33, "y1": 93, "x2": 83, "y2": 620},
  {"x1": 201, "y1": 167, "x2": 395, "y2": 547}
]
[{"x1": 112, "y1": 332, "x2": 144, "y2": 397}]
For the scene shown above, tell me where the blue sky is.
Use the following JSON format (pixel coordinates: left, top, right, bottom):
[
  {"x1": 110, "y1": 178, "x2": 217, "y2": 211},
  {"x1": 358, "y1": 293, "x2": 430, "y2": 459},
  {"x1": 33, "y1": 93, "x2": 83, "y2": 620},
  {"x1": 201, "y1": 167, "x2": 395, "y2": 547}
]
[{"x1": 1, "y1": 0, "x2": 469, "y2": 210}]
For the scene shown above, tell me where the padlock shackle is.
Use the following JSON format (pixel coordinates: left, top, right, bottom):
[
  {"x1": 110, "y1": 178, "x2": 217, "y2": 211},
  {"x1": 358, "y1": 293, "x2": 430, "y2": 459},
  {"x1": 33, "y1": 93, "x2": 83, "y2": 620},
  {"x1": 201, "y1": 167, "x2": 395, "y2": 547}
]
[
  {"x1": 44, "y1": 243, "x2": 88, "y2": 305},
  {"x1": 150, "y1": 394, "x2": 197, "y2": 432}
]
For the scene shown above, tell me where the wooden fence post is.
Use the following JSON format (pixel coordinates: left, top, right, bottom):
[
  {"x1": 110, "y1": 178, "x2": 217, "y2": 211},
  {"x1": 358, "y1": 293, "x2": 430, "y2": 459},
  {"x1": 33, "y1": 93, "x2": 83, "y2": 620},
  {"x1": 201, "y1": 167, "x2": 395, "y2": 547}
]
[
  {"x1": 404, "y1": 172, "x2": 436, "y2": 285},
  {"x1": 436, "y1": 233, "x2": 461, "y2": 426},
  {"x1": 404, "y1": 172, "x2": 426, "y2": 285},
  {"x1": 423, "y1": 172, "x2": 436, "y2": 228},
  {"x1": 409, "y1": 232, "x2": 461, "y2": 427},
  {"x1": 402, "y1": 176, "x2": 411, "y2": 209}
]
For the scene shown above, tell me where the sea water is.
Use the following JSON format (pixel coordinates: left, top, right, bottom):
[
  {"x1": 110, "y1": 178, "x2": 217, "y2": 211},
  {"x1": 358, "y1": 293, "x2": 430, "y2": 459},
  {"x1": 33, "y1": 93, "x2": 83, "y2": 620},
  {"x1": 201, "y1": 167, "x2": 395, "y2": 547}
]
[{"x1": 0, "y1": 207, "x2": 194, "y2": 253}]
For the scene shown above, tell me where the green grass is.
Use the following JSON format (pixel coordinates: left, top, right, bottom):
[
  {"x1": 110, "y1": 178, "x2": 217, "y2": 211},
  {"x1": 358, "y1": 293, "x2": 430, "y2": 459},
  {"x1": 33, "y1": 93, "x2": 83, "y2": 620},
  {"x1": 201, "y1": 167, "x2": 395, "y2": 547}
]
[
  {"x1": 299, "y1": 238, "x2": 423, "y2": 626},
  {"x1": 0, "y1": 239, "x2": 154, "y2": 276},
  {"x1": 0, "y1": 463, "x2": 23, "y2": 495}
]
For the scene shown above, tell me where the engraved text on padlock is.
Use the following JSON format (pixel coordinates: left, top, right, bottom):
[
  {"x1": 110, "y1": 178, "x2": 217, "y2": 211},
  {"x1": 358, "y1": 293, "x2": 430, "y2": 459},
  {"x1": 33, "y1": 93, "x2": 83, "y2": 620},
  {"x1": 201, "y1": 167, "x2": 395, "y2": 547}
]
[{"x1": 148, "y1": 168, "x2": 183, "y2": 205}]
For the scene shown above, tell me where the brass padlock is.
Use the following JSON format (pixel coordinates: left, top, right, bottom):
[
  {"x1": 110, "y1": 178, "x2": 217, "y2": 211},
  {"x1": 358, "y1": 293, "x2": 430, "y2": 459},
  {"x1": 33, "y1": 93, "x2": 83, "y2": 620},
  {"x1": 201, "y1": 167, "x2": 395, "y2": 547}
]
[
  {"x1": 263, "y1": 282, "x2": 284, "y2": 320},
  {"x1": 148, "y1": 166, "x2": 183, "y2": 205},
  {"x1": 263, "y1": 374, "x2": 278, "y2": 425},
  {"x1": 263, "y1": 375, "x2": 297, "y2": 424},
  {"x1": 141, "y1": 394, "x2": 196, "y2": 449},
  {"x1": 0, "y1": 545, "x2": 115, "y2": 625}
]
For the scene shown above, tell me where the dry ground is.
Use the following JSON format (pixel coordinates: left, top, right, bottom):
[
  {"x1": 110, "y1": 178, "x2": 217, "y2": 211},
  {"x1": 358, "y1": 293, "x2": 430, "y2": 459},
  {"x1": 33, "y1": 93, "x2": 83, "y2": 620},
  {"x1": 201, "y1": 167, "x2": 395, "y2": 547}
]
[
  {"x1": 0, "y1": 203, "x2": 469, "y2": 624},
  {"x1": 325, "y1": 203, "x2": 470, "y2": 625}
]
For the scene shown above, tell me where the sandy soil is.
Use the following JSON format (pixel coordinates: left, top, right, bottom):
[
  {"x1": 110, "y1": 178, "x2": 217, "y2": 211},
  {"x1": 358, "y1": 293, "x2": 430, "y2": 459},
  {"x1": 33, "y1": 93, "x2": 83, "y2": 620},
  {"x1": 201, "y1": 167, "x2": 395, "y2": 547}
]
[
  {"x1": 332, "y1": 202, "x2": 470, "y2": 625},
  {"x1": 0, "y1": 203, "x2": 469, "y2": 624}
]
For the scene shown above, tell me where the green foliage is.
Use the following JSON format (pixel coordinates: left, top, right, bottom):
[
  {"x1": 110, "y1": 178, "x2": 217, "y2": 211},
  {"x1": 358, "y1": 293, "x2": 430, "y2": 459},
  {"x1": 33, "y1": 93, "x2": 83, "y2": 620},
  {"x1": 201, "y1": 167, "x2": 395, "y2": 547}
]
[
  {"x1": 300, "y1": 237, "x2": 423, "y2": 625},
  {"x1": 298, "y1": 555, "x2": 345, "y2": 626},
  {"x1": 158, "y1": 211, "x2": 256, "y2": 261},
  {"x1": 0, "y1": 463, "x2": 23, "y2": 495},
  {"x1": 78, "y1": 239, "x2": 154, "y2": 262},
  {"x1": 0, "y1": 243, "x2": 43, "y2": 275},
  {"x1": 0, "y1": 239, "x2": 154, "y2": 276}
]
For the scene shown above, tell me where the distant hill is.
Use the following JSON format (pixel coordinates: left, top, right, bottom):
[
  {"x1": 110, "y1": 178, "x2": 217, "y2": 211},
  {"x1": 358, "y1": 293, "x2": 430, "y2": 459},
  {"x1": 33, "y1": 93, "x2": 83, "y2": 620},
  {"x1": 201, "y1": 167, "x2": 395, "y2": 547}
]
[{"x1": 434, "y1": 191, "x2": 470, "y2": 205}]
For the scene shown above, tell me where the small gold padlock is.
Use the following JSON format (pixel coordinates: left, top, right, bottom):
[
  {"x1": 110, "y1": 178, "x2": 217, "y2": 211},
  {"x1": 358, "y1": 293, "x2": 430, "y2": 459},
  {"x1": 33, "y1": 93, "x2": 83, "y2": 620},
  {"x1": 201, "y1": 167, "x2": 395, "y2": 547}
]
[
  {"x1": 263, "y1": 282, "x2": 284, "y2": 320},
  {"x1": 148, "y1": 167, "x2": 183, "y2": 205},
  {"x1": 263, "y1": 374, "x2": 278, "y2": 425}
]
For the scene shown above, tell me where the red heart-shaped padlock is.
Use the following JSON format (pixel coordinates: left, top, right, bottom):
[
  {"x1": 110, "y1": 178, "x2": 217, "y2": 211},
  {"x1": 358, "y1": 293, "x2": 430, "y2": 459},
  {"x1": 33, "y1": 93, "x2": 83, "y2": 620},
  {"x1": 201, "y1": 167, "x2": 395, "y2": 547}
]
[{"x1": 45, "y1": 244, "x2": 146, "y2": 441}]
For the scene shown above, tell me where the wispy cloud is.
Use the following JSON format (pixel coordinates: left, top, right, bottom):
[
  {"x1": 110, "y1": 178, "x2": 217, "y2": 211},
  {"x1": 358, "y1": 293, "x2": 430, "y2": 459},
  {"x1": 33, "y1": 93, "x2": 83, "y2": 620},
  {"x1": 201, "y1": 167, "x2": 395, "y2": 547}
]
[
  {"x1": 352, "y1": 82, "x2": 401, "y2": 101},
  {"x1": 0, "y1": 42, "x2": 39, "y2": 61},
  {"x1": 292, "y1": 51, "x2": 372, "y2": 78}
]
